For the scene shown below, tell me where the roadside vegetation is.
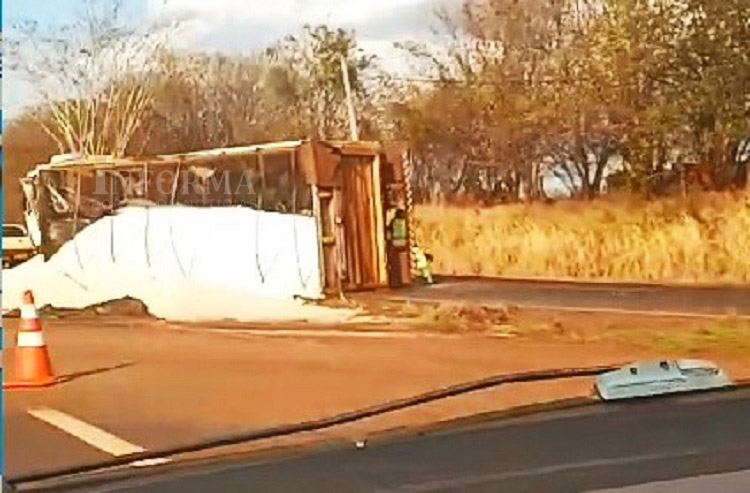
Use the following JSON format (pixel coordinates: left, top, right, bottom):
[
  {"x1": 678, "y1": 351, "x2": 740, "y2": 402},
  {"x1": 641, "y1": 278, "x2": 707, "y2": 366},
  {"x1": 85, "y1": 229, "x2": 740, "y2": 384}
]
[
  {"x1": 415, "y1": 304, "x2": 513, "y2": 334},
  {"x1": 414, "y1": 193, "x2": 750, "y2": 283},
  {"x1": 641, "y1": 319, "x2": 750, "y2": 358},
  {"x1": 366, "y1": 298, "x2": 750, "y2": 363}
]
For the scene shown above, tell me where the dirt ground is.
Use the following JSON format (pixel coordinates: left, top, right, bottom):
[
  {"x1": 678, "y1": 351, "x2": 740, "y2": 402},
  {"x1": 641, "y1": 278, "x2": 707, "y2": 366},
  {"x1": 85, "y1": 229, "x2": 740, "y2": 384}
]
[{"x1": 4, "y1": 302, "x2": 750, "y2": 476}]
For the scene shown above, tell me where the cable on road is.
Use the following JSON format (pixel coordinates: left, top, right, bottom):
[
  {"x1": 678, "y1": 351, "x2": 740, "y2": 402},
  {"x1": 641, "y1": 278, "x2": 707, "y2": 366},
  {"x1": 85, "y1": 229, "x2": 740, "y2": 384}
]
[{"x1": 6, "y1": 364, "x2": 621, "y2": 489}]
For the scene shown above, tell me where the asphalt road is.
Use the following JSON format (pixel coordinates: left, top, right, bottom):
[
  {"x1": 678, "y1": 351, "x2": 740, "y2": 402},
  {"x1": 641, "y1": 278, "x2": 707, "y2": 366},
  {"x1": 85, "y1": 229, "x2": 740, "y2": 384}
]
[
  {"x1": 394, "y1": 277, "x2": 750, "y2": 316},
  {"x1": 4, "y1": 410, "x2": 113, "y2": 478},
  {"x1": 25, "y1": 390, "x2": 750, "y2": 492}
]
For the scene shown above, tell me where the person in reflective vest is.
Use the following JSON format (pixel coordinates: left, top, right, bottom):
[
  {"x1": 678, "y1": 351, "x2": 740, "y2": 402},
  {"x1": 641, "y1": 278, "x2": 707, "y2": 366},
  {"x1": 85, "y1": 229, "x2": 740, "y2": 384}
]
[
  {"x1": 390, "y1": 209, "x2": 408, "y2": 248},
  {"x1": 412, "y1": 245, "x2": 434, "y2": 284},
  {"x1": 387, "y1": 208, "x2": 409, "y2": 286}
]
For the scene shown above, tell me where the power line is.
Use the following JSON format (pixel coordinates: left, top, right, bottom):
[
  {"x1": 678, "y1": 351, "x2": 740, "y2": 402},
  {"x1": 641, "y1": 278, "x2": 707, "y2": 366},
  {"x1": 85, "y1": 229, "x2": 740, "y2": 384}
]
[{"x1": 361, "y1": 63, "x2": 750, "y2": 88}]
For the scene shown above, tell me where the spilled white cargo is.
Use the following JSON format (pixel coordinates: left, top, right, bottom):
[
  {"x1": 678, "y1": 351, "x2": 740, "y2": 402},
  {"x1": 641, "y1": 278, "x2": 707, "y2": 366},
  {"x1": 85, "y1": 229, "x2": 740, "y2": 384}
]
[{"x1": 2, "y1": 206, "x2": 356, "y2": 322}]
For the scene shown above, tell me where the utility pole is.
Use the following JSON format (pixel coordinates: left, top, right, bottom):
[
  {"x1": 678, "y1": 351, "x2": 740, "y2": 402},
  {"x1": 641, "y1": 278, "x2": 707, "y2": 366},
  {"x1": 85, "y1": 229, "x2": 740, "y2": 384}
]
[{"x1": 339, "y1": 53, "x2": 359, "y2": 141}]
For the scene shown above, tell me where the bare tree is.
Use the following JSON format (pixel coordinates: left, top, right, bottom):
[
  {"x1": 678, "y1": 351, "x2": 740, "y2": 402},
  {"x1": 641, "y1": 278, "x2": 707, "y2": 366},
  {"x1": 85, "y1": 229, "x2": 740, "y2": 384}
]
[
  {"x1": 267, "y1": 25, "x2": 379, "y2": 140},
  {"x1": 7, "y1": 0, "x2": 179, "y2": 157}
]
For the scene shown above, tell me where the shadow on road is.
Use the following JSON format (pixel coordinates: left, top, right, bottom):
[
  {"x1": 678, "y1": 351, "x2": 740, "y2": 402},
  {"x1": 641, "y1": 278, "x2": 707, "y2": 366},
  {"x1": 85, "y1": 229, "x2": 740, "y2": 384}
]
[{"x1": 58, "y1": 361, "x2": 135, "y2": 384}]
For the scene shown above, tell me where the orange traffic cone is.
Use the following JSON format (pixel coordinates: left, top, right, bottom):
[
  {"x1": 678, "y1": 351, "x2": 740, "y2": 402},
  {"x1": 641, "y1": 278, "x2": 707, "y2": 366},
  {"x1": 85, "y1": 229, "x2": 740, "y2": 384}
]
[{"x1": 4, "y1": 290, "x2": 58, "y2": 389}]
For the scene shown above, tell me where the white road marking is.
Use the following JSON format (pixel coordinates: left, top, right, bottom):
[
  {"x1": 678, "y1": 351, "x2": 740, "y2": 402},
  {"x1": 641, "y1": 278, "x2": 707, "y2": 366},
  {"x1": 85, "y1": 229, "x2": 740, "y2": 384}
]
[
  {"x1": 589, "y1": 468, "x2": 750, "y2": 492},
  {"x1": 27, "y1": 407, "x2": 169, "y2": 467},
  {"x1": 388, "y1": 449, "x2": 738, "y2": 492}
]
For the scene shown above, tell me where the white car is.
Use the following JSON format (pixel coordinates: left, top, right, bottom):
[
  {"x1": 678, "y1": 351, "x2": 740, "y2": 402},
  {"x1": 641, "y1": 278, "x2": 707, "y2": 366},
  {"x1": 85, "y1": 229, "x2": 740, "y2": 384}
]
[
  {"x1": 3, "y1": 223, "x2": 37, "y2": 268},
  {"x1": 595, "y1": 359, "x2": 733, "y2": 401}
]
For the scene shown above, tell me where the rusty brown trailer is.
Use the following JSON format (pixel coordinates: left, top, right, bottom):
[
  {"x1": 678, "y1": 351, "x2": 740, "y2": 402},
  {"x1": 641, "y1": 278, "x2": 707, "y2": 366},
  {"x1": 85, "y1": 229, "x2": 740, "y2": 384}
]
[{"x1": 23, "y1": 140, "x2": 413, "y2": 295}]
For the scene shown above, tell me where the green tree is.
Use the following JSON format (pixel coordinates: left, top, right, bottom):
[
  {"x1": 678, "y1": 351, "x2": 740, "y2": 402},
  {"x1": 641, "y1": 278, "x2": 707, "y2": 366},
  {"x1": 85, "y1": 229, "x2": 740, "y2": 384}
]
[
  {"x1": 399, "y1": 0, "x2": 586, "y2": 201},
  {"x1": 400, "y1": 0, "x2": 750, "y2": 201},
  {"x1": 584, "y1": 0, "x2": 749, "y2": 193}
]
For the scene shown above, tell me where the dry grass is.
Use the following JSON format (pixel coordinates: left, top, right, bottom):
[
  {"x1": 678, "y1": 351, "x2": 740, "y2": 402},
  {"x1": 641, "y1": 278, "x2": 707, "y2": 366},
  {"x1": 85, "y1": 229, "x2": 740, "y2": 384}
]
[
  {"x1": 637, "y1": 319, "x2": 750, "y2": 358},
  {"x1": 413, "y1": 193, "x2": 750, "y2": 283},
  {"x1": 415, "y1": 303, "x2": 511, "y2": 333}
]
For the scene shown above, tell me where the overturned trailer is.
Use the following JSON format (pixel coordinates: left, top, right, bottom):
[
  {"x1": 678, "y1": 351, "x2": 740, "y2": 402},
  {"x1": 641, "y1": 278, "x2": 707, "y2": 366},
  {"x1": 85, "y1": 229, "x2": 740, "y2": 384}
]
[{"x1": 20, "y1": 140, "x2": 414, "y2": 298}]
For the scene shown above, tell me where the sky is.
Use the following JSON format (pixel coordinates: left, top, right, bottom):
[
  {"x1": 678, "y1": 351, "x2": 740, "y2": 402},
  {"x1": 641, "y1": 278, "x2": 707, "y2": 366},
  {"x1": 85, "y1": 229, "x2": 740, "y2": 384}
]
[{"x1": 3, "y1": 0, "x2": 453, "y2": 120}]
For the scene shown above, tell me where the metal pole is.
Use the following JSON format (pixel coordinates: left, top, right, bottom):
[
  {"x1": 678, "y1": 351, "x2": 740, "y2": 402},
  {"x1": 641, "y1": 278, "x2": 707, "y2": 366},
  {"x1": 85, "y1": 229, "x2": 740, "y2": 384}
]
[{"x1": 339, "y1": 54, "x2": 359, "y2": 141}]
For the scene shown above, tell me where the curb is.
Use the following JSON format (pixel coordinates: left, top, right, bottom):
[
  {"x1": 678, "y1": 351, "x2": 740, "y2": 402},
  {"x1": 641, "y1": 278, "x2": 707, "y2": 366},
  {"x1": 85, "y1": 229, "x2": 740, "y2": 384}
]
[
  {"x1": 433, "y1": 275, "x2": 750, "y2": 290},
  {"x1": 385, "y1": 295, "x2": 750, "y2": 320}
]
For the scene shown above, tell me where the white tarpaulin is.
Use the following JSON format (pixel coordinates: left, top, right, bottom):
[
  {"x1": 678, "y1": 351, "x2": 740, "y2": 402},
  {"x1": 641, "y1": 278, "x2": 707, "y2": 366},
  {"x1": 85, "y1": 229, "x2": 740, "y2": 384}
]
[{"x1": 2, "y1": 206, "x2": 354, "y2": 322}]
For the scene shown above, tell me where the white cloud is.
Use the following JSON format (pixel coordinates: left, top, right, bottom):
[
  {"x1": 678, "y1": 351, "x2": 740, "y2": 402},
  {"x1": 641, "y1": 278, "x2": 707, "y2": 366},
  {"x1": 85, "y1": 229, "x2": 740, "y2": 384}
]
[
  {"x1": 5, "y1": 0, "x2": 455, "y2": 119},
  {"x1": 149, "y1": 0, "x2": 451, "y2": 53},
  {"x1": 153, "y1": 0, "x2": 431, "y2": 26}
]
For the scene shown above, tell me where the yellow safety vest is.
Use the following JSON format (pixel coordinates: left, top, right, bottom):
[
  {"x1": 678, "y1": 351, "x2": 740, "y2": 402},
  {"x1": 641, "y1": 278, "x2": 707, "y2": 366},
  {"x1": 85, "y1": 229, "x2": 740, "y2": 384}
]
[{"x1": 391, "y1": 217, "x2": 407, "y2": 247}]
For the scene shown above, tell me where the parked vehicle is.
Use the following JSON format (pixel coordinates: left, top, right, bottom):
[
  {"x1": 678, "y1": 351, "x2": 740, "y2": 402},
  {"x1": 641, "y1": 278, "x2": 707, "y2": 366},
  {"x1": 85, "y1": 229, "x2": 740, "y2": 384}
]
[
  {"x1": 3, "y1": 223, "x2": 37, "y2": 268},
  {"x1": 595, "y1": 359, "x2": 733, "y2": 401}
]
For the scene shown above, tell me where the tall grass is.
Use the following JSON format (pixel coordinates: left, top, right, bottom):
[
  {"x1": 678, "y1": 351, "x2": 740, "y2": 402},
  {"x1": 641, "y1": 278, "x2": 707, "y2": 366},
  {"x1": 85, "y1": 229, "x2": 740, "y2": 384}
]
[{"x1": 413, "y1": 193, "x2": 750, "y2": 283}]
